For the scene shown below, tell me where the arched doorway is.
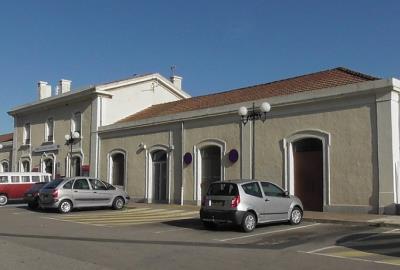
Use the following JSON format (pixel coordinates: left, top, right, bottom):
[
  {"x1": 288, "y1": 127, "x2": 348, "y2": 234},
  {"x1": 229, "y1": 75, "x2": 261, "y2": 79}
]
[
  {"x1": 200, "y1": 145, "x2": 222, "y2": 198},
  {"x1": 43, "y1": 158, "x2": 53, "y2": 175},
  {"x1": 71, "y1": 156, "x2": 82, "y2": 177},
  {"x1": 111, "y1": 153, "x2": 125, "y2": 186},
  {"x1": 293, "y1": 138, "x2": 323, "y2": 211},
  {"x1": 151, "y1": 150, "x2": 167, "y2": 202}
]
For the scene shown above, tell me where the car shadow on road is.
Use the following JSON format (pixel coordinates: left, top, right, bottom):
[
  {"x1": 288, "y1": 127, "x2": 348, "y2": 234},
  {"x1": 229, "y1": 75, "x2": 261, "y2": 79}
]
[{"x1": 335, "y1": 232, "x2": 400, "y2": 258}]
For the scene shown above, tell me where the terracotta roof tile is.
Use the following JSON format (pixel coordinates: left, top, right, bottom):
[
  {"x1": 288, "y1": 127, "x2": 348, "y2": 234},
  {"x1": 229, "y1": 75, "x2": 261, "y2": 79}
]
[
  {"x1": 0, "y1": 133, "x2": 13, "y2": 143},
  {"x1": 118, "y1": 67, "x2": 379, "y2": 123}
]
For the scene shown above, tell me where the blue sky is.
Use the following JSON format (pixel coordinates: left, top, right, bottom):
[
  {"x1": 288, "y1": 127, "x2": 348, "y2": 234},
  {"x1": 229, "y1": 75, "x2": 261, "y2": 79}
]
[{"x1": 0, "y1": 1, "x2": 399, "y2": 133}]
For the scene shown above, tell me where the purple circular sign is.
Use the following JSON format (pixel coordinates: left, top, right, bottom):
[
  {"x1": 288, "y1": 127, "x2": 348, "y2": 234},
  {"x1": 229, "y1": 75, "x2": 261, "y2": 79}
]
[
  {"x1": 228, "y1": 149, "x2": 239, "y2": 163},
  {"x1": 183, "y1": 152, "x2": 192, "y2": 165}
]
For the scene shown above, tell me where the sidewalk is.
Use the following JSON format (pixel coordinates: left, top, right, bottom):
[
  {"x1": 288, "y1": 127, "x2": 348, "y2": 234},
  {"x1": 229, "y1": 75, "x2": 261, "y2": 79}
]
[{"x1": 126, "y1": 202, "x2": 400, "y2": 228}]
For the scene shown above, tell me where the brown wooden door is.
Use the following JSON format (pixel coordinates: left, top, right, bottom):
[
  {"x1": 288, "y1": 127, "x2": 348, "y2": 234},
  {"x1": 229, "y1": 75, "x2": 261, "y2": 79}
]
[{"x1": 294, "y1": 140, "x2": 323, "y2": 211}]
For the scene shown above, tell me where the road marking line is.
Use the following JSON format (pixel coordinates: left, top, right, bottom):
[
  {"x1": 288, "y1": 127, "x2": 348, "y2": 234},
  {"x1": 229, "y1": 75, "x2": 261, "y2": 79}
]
[
  {"x1": 86, "y1": 216, "x2": 196, "y2": 225},
  {"x1": 215, "y1": 223, "x2": 320, "y2": 242},
  {"x1": 383, "y1": 228, "x2": 400, "y2": 233},
  {"x1": 42, "y1": 217, "x2": 109, "y2": 227},
  {"x1": 59, "y1": 208, "x2": 163, "y2": 219},
  {"x1": 380, "y1": 259, "x2": 400, "y2": 266},
  {"x1": 60, "y1": 209, "x2": 179, "y2": 220},
  {"x1": 58, "y1": 211, "x2": 198, "y2": 222},
  {"x1": 306, "y1": 246, "x2": 336, "y2": 254},
  {"x1": 301, "y1": 250, "x2": 400, "y2": 267},
  {"x1": 154, "y1": 228, "x2": 189, "y2": 234},
  {"x1": 329, "y1": 250, "x2": 374, "y2": 257}
]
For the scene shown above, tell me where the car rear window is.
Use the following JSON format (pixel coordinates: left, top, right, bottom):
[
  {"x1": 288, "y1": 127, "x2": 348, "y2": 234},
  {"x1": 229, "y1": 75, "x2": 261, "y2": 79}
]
[
  {"x1": 42, "y1": 179, "x2": 64, "y2": 189},
  {"x1": 207, "y1": 183, "x2": 239, "y2": 196}
]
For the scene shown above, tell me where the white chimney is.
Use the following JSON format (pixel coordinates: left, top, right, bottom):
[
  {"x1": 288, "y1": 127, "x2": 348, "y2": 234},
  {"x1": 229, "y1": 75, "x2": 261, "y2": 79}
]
[
  {"x1": 59, "y1": 79, "x2": 71, "y2": 94},
  {"x1": 38, "y1": 81, "x2": 52, "y2": 100},
  {"x1": 170, "y1": 75, "x2": 182, "y2": 90}
]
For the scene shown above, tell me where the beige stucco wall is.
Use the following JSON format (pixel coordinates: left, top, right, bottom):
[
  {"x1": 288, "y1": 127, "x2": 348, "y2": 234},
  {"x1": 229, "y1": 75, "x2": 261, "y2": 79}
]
[
  {"x1": 182, "y1": 115, "x2": 241, "y2": 203},
  {"x1": 98, "y1": 94, "x2": 378, "y2": 211},
  {"x1": 99, "y1": 126, "x2": 174, "y2": 201},
  {"x1": 254, "y1": 97, "x2": 378, "y2": 210},
  {"x1": 14, "y1": 99, "x2": 92, "y2": 175}
]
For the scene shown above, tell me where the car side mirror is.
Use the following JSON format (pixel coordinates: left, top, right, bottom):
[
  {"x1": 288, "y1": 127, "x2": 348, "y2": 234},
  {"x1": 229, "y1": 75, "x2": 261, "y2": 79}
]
[{"x1": 283, "y1": 191, "x2": 289, "y2": 197}]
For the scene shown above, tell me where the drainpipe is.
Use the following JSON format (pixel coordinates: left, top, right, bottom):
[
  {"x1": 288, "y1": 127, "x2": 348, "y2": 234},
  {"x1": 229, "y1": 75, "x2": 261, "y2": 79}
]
[{"x1": 180, "y1": 121, "x2": 185, "y2": 206}]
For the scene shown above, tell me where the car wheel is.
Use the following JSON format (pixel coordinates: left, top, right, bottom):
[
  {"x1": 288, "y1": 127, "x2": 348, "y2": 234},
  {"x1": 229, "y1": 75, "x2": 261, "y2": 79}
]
[
  {"x1": 241, "y1": 212, "x2": 256, "y2": 232},
  {"x1": 58, "y1": 200, "x2": 72, "y2": 214},
  {"x1": 0, "y1": 194, "x2": 8, "y2": 206},
  {"x1": 202, "y1": 221, "x2": 217, "y2": 230},
  {"x1": 289, "y1": 206, "x2": 303, "y2": 225},
  {"x1": 112, "y1": 197, "x2": 125, "y2": 210}
]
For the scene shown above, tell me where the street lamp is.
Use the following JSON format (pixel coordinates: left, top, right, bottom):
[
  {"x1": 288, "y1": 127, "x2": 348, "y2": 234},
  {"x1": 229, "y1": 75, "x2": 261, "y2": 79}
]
[
  {"x1": 65, "y1": 131, "x2": 80, "y2": 176},
  {"x1": 238, "y1": 102, "x2": 271, "y2": 179}
]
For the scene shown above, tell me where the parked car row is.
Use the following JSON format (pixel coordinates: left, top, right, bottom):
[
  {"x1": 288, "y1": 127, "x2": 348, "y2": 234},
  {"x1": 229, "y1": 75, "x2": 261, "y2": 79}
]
[
  {"x1": 0, "y1": 172, "x2": 130, "y2": 214},
  {"x1": 2, "y1": 172, "x2": 301, "y2": 233}
]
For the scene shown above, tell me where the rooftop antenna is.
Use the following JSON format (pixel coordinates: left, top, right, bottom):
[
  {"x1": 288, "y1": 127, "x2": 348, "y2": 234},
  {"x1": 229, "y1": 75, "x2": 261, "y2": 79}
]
[{"x1": 170, "y1": 65, "x2": 176, "y2": 77}]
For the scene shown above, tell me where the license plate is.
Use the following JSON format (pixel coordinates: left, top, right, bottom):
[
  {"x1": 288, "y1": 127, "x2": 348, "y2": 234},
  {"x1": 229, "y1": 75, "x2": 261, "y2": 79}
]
[
  {"x1": 212, "y1": 200, "x2": 224, "y2": 206},
  {"x1": 26, "y1": 194, "x2": 32, "y2": 197}
]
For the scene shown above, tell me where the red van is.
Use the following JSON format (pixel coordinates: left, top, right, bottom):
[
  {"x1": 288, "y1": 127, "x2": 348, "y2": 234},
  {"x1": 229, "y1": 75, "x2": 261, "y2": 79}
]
[{"x1": 0, "y1": 173, "x2": 52, "y2": 206}]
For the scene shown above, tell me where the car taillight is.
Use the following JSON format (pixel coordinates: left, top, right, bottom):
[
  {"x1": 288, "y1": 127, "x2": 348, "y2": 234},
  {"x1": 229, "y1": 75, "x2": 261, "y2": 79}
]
[
  {"x1": 231, "y1": 195, "x2": 240, "y2": 208},
  {"x1": 52, "y1": 189, "x2": 58, "y2": 198}
]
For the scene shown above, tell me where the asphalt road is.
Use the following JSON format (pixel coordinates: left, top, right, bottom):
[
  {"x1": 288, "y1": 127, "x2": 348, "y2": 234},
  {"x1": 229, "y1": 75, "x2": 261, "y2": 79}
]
[{"x1": 0, "y1": 203, "x2": 400, "y2": 270}]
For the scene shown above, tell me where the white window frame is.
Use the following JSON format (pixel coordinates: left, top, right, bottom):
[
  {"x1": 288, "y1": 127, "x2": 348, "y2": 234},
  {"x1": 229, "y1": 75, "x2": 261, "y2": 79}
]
[
  {"x1": 71, "y1": 112, "x2": 82, "y2": 134},
  {"x1": 45, "y1": 118, "x2": 54, "y2": 143},
  {"x1": 23, "y1": 123, "x2": 31, "y2": 145}
]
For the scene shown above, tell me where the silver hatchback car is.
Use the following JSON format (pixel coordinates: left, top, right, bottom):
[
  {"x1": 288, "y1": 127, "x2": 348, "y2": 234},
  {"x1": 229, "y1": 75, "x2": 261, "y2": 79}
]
[
  {"x1": 39, "y1": 177, "x2": 130, "y2": 214},
  {"x1": 200, "y1": 180, "x2": 303, "y2": 232}
]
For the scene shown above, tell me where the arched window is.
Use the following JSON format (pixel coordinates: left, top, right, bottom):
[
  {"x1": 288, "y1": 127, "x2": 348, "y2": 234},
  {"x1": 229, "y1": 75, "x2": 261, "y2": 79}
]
[
  {"x1": 72, "y1": 112, "x2": 81, "y2": 134},
  {"x1": 0, "y1": 161, "x2": 9, "y2": 172},
  {"x1": 45, "y1": 118, "x2": 54, "y2": 142}
]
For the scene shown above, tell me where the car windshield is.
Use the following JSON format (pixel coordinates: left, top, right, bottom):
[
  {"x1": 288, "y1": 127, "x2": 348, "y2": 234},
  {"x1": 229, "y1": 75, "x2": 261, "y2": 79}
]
[
  {"x1": 42, "y1": 179, "x2": 64, "y2": 189},
  {"x1": 207, "y1": 183, "x2": 239, "y2": 196}
]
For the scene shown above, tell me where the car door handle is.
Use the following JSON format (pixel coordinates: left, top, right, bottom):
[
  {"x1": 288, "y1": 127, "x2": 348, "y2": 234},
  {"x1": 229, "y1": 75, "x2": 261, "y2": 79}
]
[
  {"x1": 93, "y1": 192, "x2": 97, "y2": 194},
  {"x1": 74, "y1": 191, "x2": 78, "y2": 193},
  {"x1": 265, "y1": 198, "x2": 270, "y2": 202}
]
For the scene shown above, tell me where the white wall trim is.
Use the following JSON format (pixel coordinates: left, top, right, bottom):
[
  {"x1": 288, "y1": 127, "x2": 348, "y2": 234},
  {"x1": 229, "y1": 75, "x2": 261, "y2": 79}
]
[
  {"x1": 193, "y1": 138, "x2": 227, "y2": 205},
  {"x1": 283, "y1": 129, "x2": 331, "y2": 207}
]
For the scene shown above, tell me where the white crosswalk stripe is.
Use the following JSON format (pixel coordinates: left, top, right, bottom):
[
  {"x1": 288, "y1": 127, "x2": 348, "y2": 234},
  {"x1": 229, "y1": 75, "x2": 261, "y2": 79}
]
[{"x1": 47, "y1": 208, "x2": 199, "y2": 227}]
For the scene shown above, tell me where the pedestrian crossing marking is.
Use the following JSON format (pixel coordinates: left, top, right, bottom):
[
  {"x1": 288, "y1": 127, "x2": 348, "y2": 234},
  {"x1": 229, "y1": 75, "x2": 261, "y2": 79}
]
[{"x1": 49, "y1": 208, "x2": 199, "y2": 227}]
